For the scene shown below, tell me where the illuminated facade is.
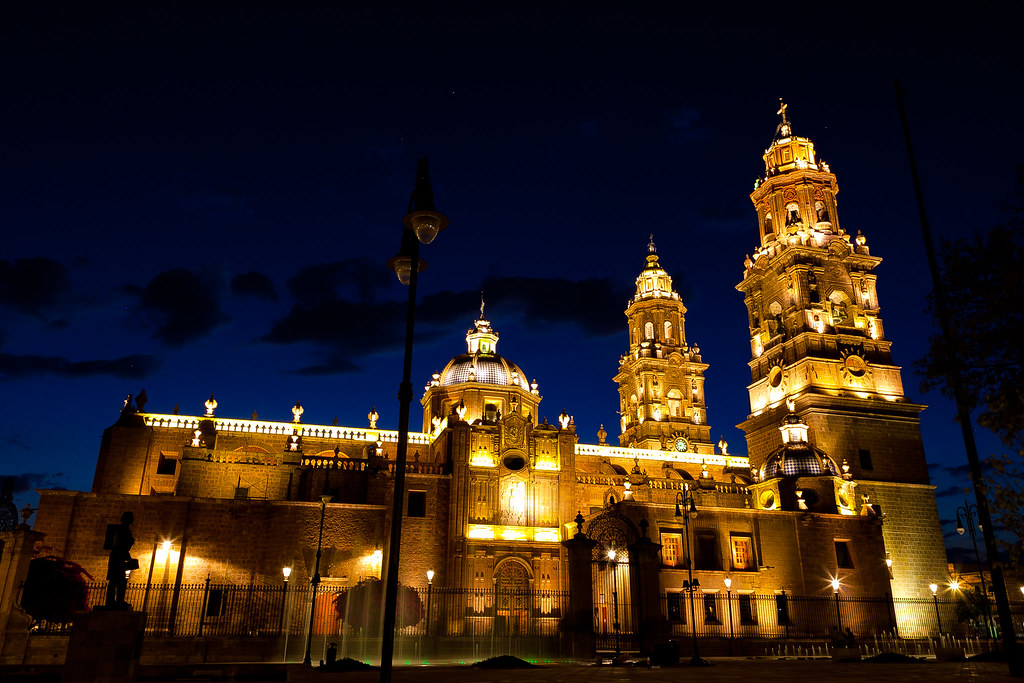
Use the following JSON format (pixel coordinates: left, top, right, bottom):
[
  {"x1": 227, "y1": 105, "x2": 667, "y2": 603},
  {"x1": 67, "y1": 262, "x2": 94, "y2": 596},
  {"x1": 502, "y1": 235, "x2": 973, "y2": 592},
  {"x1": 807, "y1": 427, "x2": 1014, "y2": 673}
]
[
  {"x1": 737, "y1": 105, "x2": 948, "y2": 604},
  {"x1": 26, "y1": 109, "x2": 946, "y2": 653},
  {"x1": 614, "y1": 238, "x2": 713, "y2": 453}
]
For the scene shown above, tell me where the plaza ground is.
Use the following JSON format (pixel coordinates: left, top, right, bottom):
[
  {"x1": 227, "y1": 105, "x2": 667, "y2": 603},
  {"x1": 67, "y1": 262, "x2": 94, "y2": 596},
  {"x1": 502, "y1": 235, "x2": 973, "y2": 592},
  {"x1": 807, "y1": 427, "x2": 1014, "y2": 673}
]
[{"x1": 132, "y1": 657, "x2": 1018, "y2": 682}]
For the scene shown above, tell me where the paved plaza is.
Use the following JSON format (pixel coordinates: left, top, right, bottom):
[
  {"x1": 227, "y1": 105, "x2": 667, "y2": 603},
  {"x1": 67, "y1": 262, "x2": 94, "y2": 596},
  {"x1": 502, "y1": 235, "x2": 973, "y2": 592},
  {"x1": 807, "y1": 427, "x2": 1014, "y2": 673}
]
[{"x1": 278, "y1": 658, "x2": 1019, "y2": 683}]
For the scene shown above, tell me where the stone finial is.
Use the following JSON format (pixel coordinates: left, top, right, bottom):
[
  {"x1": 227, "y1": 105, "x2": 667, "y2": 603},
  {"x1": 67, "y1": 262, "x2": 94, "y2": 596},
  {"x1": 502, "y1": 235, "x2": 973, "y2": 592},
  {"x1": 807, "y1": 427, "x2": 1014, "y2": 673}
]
[
  {"x1": 717, "y1": 436, "x2": 729, "y2": 455},
  {"x1": 368, "y1": 406, "x2": 379, "y2": 429},
  {"x1": 205, "y1": 394, "x2": 217, "y2": 416},
  {"x1": 135, "y1": 389, "x2": 148, "y2": 413},
  {"x1": 252, "y1": 410, "x2": 258, "y2": 420},
  {"x1": 574, "y1": 511, "x2": 585, "y2": 537},
  {"x1": 292, "y1": 401, "x2": 304, "y2": 423},
  {"x1": 597, "y1": 424, "x2": 607, "y2": 445}
]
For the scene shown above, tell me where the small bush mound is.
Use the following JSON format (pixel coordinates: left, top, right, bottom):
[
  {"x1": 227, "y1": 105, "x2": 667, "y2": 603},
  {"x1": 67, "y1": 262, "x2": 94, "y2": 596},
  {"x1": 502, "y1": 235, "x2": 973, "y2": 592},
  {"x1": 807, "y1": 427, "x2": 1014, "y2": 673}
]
[
  {"x1": 472, "y1": 655, "x2": 535, "y2": 669},
  {"x1": 319, "y1": 657, "x2": 374, "y2": 671},
  {"x1": 865, "y1": 652, "x2": 922, "y2": 663}
]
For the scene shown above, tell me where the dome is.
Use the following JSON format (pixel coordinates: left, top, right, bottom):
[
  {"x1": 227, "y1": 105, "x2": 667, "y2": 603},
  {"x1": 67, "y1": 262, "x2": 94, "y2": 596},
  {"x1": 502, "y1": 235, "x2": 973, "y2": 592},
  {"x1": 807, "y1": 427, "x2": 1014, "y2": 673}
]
[
  {"x1": 760, "y1": 442, "x2": 839, "y2": 480},
  {"x1": 440, "y1": 353, "x2": 531, "y2": 390},
  {"x1": 435, "y1": 315, "x2": 533, "y2": 391}
]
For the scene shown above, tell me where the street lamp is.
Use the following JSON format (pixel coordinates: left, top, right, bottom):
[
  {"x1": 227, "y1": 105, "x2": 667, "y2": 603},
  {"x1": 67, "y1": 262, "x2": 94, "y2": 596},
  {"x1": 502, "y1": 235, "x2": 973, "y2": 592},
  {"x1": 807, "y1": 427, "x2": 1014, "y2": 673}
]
[
  {"x1": 281, "y1": 567, "x2": 292, "y2": 661},
  {"x1": 956, "y1": 500, "x2": 993, "y2": 637},
  {"x1": 724, "y1": 577, "x2": 734, "y2": 655},
  {"x1": 675, "y1": 490, "x2": 710, "y2": 666},
  {"x1": 930, "y1": 583, "x2": 942, "y2": 635},
  {"x1": 380, "y1": 160, "x2": 448, "y2": 683},
  {"x1": 426, "y1": 570, "x2": 434, "y2": 638},
  {"x1": 303, "y1": 495, "x2": 332, "y2": 666},
  {"x1": 607, "y1": 549, "x2": 622, "y2": 657},
  {"x1": 831, "y1": 578, "x2": 842, "y2": 633}
]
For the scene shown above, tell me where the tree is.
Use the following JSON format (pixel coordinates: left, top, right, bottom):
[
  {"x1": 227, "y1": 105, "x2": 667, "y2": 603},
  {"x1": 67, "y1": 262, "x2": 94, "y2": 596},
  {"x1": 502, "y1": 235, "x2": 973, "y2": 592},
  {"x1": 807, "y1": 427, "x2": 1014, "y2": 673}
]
[
  {"x1": 332, "y1": 577, "x2": 423, "y2": 634},
  {"x1": 20, "y1": 556, "x2": 93, "y2": 628},
  {"x1": 918, "y1": 166, "x2": 1024, "y2": 561}
]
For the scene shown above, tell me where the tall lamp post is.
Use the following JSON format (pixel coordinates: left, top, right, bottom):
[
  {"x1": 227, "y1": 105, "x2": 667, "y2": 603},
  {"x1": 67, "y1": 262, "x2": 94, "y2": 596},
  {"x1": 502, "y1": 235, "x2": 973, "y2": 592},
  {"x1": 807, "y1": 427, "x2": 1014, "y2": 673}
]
[
  {"x1": 281, "y1": 566, "x2": 292, "y2": 661},
  {"x1": 425, "y1": 570, "x2": 434, "y2": 638},
  {"x1": 607, "y1": 549, "x2": 622, "y2": 657},
  {"x1": 896, "y1": 83, "x2": 1019, "y2": 673},
  {"x1": 724, "y1": 577, "x2": 733, "y2": 655},
  {"x1": 956, "y1": 501, "x2": 993, "y2": 636},
  {"x1": 930, "y1": 583, "x2": 943, "y2": 635},
  {"x1": 831, "y1": 579, "x2": 843, "y2": 633},
  {"x1": 380, "y1": 160, "x2": 448, "y2": 683},
  {"x1": 303, "y1": 495, "x2": 332, "y2": 666},
  {"x1": 676, "y1": 490, "x2": 710, "y2": 666}
]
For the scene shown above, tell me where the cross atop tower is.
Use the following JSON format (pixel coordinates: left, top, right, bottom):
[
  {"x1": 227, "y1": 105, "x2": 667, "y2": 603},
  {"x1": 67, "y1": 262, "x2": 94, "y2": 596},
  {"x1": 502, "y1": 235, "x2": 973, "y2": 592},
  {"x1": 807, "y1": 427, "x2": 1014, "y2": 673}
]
[{"x1": 777, "y1": 98, "x2": 788, "y2": 124}]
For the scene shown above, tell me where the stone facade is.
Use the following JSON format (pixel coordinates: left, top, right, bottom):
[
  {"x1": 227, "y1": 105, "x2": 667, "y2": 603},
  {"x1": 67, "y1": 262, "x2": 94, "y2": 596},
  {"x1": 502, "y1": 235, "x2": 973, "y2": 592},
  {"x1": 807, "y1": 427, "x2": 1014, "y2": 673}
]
[
  {"x1": 26, "y1": 109, "x2": 947, "y2": 653},
  {"x1": 736, "y1": 106, "x2": 948, "y2": 611}
]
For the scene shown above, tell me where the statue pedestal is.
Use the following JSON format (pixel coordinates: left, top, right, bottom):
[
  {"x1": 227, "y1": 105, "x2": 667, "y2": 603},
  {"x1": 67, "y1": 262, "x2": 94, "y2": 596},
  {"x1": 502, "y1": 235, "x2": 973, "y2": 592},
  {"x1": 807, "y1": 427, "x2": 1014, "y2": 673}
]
[{"x1": 63, "y1": 610, "x2": 145, "y2": 683}]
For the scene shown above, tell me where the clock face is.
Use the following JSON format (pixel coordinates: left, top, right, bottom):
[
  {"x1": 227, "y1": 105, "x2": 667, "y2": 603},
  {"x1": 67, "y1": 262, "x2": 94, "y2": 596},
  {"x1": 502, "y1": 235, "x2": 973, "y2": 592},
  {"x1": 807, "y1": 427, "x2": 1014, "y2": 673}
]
[{"x1": 674, "y1": 437, "x2": 688, "y2": 453}]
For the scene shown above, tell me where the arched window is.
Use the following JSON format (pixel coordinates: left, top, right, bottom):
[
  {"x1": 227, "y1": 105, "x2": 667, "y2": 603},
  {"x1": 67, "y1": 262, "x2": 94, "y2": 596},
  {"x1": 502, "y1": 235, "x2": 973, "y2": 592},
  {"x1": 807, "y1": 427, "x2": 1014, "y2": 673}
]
[
  {"x1": 664, "y1": 320, "x2": 673, "y2": 340},
  {"x1": 785, "y1": 203, "x2": 801, "y2": 226},
  {"x1": 644, "y1": 322, "x2": 654, "y2": 340},
  {"x1": 764, "y1": 213, "x2": 773, "y2": 238},
  {"x1": 815, "y1": 200, "x2": 830, "y2": 223},
  {"x1": 667, "y1": 390, "x2": 683, "y2": 417}
]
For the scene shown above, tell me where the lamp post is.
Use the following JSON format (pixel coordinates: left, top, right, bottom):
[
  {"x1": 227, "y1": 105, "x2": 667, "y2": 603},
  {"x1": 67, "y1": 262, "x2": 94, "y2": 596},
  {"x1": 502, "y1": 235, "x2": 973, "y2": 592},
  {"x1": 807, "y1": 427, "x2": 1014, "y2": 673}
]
[
  {"x1": 831, "y1": 578, "x2": 842, "y2": 633},
  {"x1": 282, "y1": 566, "x2": 292, "y2": 661},
  {"x1": 956, "y1": 500, "x2": 993, "y2": 637},
  {"x1": 930, "y1": 583, "x2": 942, "y2": 635},
  {"x1": 724, "y1": 577, "x2": 733, "y2": 655},
  {"x1": 303, "y1": 495, "x2": 331, "y2": 666},
  {"x1": 608, "y1": 549, "x2": 621, "y2": 657},
  {"x1": 425, "y1": 570, "x2": 434, "y2": 638},
  {"x1": 380, "y1": 160, "x2": 448, "y2": 683},
  {"x1": 676, "y1": 490, "x2": 709, "y2": 666}
]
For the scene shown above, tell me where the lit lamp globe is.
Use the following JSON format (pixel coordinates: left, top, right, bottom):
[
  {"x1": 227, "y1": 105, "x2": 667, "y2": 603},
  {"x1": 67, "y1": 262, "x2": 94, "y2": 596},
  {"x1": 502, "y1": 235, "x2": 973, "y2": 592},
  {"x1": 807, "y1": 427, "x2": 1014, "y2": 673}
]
[
  {"x1": 831, "y1": 578, "x2": 841, "y2": 593},
  {"x1": 403, "y1": 209, "x2": 448, "y2": 245},
  {"x1": 724, "y1": 577, "x2": 732, "y2": 590},
  {"x1": 283, "y1": 566, "x2": 292, "y2": 581},
  {"x1": 426, "y1": 569, "x2": 434, "y2": 585},
  {"x1": 929, "y1": 583, "x2": 938, "y2": 595}
]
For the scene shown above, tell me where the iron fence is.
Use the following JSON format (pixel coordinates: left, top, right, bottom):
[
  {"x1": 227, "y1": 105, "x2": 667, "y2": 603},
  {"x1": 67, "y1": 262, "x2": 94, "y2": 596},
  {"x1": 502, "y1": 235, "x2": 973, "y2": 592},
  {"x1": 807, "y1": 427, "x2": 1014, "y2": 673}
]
[
  {"x1": 660, "y1": 591, "x2": 1024, "y2": 640},
  {"x1": 26, "y1": 581, "x2": 1024, "y2": 644},
  {"x1": 28, "y1": 581, "x2": 569, "y2": 640}
]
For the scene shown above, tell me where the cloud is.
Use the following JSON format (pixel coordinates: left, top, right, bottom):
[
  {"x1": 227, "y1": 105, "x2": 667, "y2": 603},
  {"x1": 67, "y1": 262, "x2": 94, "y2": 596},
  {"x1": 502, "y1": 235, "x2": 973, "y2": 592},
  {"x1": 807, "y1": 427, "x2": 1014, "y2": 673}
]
[
  {"x1": 231, "y1": 272, "x2": 277, "y2": 301},
  {"x1": 181, "y1": 180, "x2": 252, "y2": 220},
  {"x1": 0, "y1": 353, "x2": 161, "y2": 380},
  {"x1": 0, "y1": 473, "x2": 66, "y2": 494},
  {"x1": 668, "y1": 106, "x2": 710, "y2": 146},
  {"x1": 0, "y1": 257, "x2": 71, "y2": 315},
  {"x1": 935, "y1": 485, "x2": 963, "y2": 499},
  {"x1": 287, "y1": 259, "x2": 394, "y2": 304},
  {"x1": 262, "y1": 274, "x2": 633, "y2": 375},
  {"x1": 138, "y1": 268, "x2": 230, "y2": 346}
]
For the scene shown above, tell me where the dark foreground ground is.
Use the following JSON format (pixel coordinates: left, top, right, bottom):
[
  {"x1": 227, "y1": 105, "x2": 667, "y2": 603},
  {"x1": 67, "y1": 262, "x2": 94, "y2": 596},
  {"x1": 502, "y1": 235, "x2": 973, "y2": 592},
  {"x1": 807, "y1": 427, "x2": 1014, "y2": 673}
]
[{"x1": 279, "y1": 657, "x2": 1015, "y2": 683}]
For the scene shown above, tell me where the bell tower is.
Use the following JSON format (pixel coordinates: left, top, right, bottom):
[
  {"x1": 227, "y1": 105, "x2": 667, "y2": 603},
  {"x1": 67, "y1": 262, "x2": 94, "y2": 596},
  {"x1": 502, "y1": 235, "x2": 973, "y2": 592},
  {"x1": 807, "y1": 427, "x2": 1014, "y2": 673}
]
[
  {"x1": 736, "y1": 104, "x2": 948, "y2": 604},
  {"x1": 614, "y1": 238, "x2": 713, "y2": 454}
]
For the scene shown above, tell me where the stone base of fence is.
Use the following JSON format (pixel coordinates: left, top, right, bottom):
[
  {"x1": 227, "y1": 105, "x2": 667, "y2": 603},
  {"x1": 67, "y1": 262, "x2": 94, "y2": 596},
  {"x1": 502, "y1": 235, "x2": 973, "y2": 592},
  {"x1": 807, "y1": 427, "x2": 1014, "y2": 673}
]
[{"x1": 63, "y1": 609, "x2": 146, "y2": 683}]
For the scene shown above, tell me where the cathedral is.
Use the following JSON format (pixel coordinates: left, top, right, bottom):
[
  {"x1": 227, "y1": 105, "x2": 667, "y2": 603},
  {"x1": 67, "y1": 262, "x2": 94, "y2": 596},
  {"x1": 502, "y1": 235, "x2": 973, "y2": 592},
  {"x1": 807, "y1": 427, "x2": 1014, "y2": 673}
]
[{"x1": 29, "y1": 108, "x2": 948, "y2": 653}]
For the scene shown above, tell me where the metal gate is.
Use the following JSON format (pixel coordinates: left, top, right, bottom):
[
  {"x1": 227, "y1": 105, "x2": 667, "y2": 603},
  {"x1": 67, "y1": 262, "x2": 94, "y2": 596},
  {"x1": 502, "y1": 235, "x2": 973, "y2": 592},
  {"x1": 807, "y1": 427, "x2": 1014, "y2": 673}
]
[{"x1": 592, "y1": 552, "x2": 638, "y2": 654}]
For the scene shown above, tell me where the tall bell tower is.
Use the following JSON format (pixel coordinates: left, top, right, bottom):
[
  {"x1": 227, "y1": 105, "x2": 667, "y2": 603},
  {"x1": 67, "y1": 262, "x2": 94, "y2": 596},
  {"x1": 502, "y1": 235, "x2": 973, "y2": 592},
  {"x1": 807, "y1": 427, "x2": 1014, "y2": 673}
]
[
  {"x1": 736, "y1": 104, "x2": 948, "y2": 604},
  {"x1": 615, "y1": 238, "x2": 714, "y2": 455}
]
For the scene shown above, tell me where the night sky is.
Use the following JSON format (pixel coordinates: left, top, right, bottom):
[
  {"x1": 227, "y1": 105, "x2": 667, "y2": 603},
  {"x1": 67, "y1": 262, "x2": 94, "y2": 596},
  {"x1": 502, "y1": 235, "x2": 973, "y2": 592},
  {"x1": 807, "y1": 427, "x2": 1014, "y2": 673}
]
[{"x1": 3, "y1": 4, "x2": 1022, "y2": 561}]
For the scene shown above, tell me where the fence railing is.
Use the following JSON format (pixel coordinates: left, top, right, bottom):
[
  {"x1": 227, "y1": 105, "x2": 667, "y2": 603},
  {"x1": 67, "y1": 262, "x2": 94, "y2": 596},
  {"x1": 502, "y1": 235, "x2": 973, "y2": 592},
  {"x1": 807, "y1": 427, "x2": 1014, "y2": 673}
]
[
  {"x1": 659, "y1": 591, "x2": 1024, "y2": 640},
  {"x1": 29, "y1": 581, "x2": 569, "y2": 640},
  {"x1": 27, "y1": 581, "x2": 1024, "y2": 644}
]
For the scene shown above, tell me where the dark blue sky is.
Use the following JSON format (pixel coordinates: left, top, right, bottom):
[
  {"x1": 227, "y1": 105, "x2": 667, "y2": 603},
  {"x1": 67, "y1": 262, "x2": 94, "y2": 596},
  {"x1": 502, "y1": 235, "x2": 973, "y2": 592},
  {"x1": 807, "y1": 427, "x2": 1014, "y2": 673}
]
[{"x1": 2, "y1": 4, "x2": 1021, "y2": 560}]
